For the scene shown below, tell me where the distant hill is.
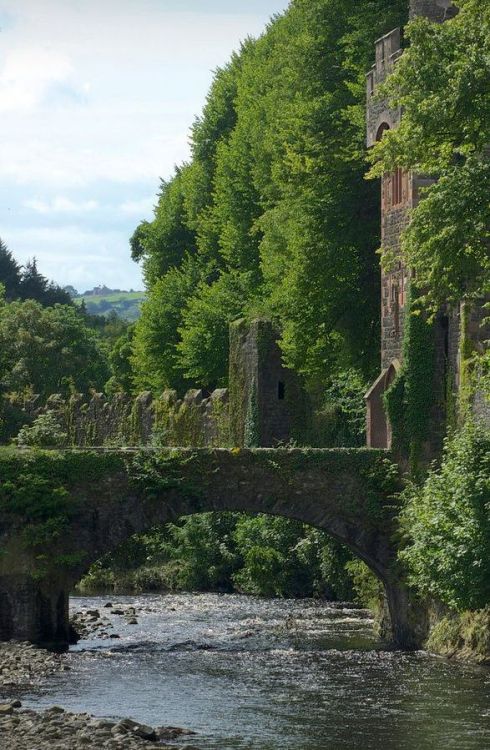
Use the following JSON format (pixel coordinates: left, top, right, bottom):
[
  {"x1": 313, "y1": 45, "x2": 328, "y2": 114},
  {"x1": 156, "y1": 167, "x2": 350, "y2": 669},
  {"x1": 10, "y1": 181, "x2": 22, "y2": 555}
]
[{"x1": 71, "y1": 287, "x2": 145, "y2": 321}]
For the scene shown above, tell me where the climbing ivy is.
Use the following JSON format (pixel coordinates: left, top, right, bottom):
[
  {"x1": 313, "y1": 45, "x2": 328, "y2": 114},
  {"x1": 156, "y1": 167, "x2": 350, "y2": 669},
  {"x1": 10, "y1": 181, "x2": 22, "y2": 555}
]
[
  {"x1": 244, "y1": 377, "x2": 260, "y2": 448},
  {"x1": 383, "y1": 288, "x2": 435, "y2": 472},
  {"x1": 0, "y1": 448, "x2": 124, "y2": 572}
]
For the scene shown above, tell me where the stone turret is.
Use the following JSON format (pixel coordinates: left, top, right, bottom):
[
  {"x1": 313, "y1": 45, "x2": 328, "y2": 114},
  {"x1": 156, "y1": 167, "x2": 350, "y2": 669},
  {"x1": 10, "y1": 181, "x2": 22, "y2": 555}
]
[
  {"x1": 409, "y1": 0, "x2": 457, "y2": 22},
  {"x1": 364, "y1": 0, "x2": 460, "y2": 451}
]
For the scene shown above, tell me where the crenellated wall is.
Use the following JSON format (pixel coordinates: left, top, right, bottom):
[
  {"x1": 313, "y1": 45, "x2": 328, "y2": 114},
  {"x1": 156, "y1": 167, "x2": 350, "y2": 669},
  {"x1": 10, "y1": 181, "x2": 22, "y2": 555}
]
[
  {"x1": 9, "y1": 319, "x2": 309, "y2": 449},
  {"x1": 30, "y1": 387, "x2": 231, "y2": 448}
]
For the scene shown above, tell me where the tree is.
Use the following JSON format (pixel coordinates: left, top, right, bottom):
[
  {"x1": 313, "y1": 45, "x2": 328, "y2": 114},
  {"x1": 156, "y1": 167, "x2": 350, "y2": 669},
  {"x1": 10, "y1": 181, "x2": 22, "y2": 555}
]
[
  {"x1": 132, "y1": 169, "x2": 197, "y2": 288},
  {"x1": 0, "y1": 300, "x2": 110, "y2": 399},
  {"x1": 18, "y1": 257, "x2": 72, "y2": 307},
  {"x1": 130, "y1": 0, "x2": 407, "y2": 392},
  {"x1": 131, "y1": 254, "x2": 203, "y2": 393},
  {"x1": 0, "y1": 239, "x2": 21, "y2": 300},
  {"x1": 106, "y1": 325, "x2": 136, "y2": 394},
  {"x1": 400, "y1": 421, "x2": 490, "y2": 611},
  {"x1": 177, "y1": 271, "x2": 256, "y2": 389},
  {"x1": 368, "y1": 0, "x2": 490, "y2": 311}
]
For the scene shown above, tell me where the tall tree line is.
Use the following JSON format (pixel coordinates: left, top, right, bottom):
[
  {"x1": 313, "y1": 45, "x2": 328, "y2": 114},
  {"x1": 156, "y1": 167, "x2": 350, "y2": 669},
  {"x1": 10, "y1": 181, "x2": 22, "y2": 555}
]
[{"x1": 130, "y1": 0, "x2": 408, "y2": 395}]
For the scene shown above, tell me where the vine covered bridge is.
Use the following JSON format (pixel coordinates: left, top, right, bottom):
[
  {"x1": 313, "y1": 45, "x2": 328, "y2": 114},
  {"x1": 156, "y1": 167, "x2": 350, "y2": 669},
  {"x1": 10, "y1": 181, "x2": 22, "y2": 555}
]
[{"x1": 0, "y1": 447, "x2": 425, "y2": 651}]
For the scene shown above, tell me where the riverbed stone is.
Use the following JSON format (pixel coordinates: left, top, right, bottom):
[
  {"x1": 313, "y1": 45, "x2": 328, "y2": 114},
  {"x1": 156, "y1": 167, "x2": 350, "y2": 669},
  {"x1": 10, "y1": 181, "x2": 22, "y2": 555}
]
[{"x1": 0, "y1": 640, "x2": 197, "y2": 750}]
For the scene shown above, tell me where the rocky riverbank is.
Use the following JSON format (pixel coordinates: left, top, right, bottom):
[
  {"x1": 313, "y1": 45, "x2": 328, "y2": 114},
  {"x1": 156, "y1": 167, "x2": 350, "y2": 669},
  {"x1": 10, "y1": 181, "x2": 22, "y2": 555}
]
[
  {"x1": 0, "y1": 701, "x2": 199, "y2": 750},
  {"x1": 0, "y1": 641, "x2": 65, "y2": 694},
  {"x1": 0, "y1": 616, "x2": 200, "y2": 750}
]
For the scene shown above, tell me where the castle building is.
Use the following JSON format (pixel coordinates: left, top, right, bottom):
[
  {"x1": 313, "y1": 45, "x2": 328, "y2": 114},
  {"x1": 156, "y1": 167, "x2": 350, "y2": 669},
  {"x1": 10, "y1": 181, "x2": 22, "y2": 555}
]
[{"x1": 364, "y1": 0, "x2": 488, "y2": 450}]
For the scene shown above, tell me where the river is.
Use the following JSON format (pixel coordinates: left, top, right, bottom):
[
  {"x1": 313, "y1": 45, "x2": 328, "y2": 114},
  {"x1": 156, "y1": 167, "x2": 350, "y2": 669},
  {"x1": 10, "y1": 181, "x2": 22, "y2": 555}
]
[{"x1": 23, "y1": 594, "x2": 490, "y2": 749}]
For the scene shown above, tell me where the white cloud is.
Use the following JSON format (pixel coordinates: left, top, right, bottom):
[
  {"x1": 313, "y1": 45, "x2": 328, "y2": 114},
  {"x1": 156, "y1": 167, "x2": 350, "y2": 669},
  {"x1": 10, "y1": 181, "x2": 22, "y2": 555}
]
[
  {"x1": 0, "y1": 47, "x2": 73, "y2": 113},
  {"x1": 2, "y1": 225, "x2": 143, "y2": 290},
  {"x1": 118, "y1": 197, "x2": 155, "y2": 217},
  {"x1": 24, "y1": 196, "x2": 99, "y2": 214}
]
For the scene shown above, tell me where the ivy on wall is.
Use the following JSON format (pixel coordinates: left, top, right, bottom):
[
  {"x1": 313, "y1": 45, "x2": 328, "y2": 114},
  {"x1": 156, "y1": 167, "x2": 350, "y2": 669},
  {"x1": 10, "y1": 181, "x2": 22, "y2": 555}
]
[{"x1": 383, "y1": 287, "x2": 435, "y2": 472}]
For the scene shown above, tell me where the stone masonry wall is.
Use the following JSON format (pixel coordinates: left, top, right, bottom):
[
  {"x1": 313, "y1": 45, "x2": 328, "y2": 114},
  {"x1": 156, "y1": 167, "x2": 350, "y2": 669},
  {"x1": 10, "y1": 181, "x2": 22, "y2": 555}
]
[
  {"x1": 29, "y1": 388, "x2": 231, "y2": 448},
  {"x1": 229, "y1": 319, "x2": 309, "y2": 447},
  {"x1": 409, "y1": 0, "x2": 456, "y2": 23}
]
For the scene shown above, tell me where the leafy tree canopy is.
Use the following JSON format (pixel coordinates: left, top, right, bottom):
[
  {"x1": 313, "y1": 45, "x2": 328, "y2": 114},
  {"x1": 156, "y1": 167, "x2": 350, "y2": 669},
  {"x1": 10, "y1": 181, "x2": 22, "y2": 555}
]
[
  {"x1": 0, "y1": 299, "x2": 110, "y2": 399},
  {"x1": 131, "y1": 0, "x2": 408, "y2": 393},
  {"x1": 400, "y1": 420, "x2": 490, "y2": 611}
]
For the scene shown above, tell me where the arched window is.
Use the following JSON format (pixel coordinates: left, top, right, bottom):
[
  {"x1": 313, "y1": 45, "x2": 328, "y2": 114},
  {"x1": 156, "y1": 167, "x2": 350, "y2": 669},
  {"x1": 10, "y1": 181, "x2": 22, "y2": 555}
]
[{"x1": 376, "y1": 122, "x2": 390, "y2": 142}]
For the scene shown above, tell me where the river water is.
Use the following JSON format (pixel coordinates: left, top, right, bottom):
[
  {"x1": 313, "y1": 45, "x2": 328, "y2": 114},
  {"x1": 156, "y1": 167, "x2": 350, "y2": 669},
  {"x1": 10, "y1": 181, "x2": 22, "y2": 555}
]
[{"x1": 24, "y1": 594, "x2": 490, "y2": 749}]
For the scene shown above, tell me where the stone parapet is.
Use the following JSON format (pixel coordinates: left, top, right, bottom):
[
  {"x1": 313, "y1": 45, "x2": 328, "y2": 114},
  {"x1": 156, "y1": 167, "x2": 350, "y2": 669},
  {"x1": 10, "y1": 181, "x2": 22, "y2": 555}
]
[{"x1": 28, "y1": 388, "x2": 231, "y2": 448}]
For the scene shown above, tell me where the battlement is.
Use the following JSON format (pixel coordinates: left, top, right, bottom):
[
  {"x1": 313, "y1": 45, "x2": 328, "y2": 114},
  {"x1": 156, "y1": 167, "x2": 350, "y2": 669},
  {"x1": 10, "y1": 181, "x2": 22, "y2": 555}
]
[
  {"x1": 366, "y1": 28, "x2": 402, "y2": 94},
  {"x1": 366, "y1": 28, "x2": 402, "y2": 148},
  {"x1": 7, "y1": 319, "x2": 310, "y2": 449},
  {"x1": 409, "y1": 0, "x2": 457, "y2": 23}
]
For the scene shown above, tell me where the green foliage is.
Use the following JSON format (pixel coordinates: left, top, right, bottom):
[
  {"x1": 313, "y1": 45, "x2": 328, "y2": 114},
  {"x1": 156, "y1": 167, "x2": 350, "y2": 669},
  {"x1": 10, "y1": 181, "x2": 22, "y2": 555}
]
[
  {"x1": 312, "y1": 369, "x2": 368, "y2": 447},
  {"x1": 0, "y1": 451, "x2": 74, "y2": 570},
  {"x1": 383, "y1": 372, "x2": 407, "y2": 453},
  {"x1": 0, "y1": 241, "x2": 72, "y2": 307},
  {"x1": 15, "y1": 412, "x2": 68, "y2": 448},
  {"x1": 0, "y1": 299, "x2": 110, "y2": 401},
  {"x1": 159, "y1": 513, "x2": 240, "y2": 592},
  {"x1": 383, "y1": 290, "x2": 435, "y2": 467},
  {"x1": 400, "y1": 421, "x2": 490, "y2": 611},
  {"x1": 0, "y1": 240, "x2": 21, "y2": 301},
  {"x1": 232, "y1": 516, "x2": 354, "y2": 599},
  {"x1": 244, "y1": 378, "x2": 260, "y2": 448},
  {"x1": 368, "y1": 1, "x2": 490, "y2": 311},
  {"x1": 131, "y1": 0, "x2": 408, "y2": 392},
  {"x1": 0, "y1": 449, "x2": 123, "y2": 571},
  {"x1": 133, "y1": 168, "x2": 197, "y2": 288},
  {"x1": 131, "y1": 255, "x2": 202, "y2": 393},
  {"x1": 79, "y1": 510, "x2": 359, "y2": 601},
  {"x1": 345, "y1": 558, "x2": 383, "y2": 610},
  {"x1": 426, "y1": 608, "x2": 490, "y2": 663},
  {"x1": 105, "y1": 325, "x2": 135, "y2": 394},
  {"x1": 177, "y1": 271, "x2": 255, "y2": 389}
]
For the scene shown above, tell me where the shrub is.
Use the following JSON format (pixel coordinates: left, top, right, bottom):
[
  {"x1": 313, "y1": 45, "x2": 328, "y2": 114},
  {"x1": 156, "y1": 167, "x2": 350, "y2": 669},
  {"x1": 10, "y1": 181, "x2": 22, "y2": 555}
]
[
  {"x1": 400, "y1": 421, "x2": 490, "y2": 611},
  {"x1": 15, "y1": 412, "x2": 68, "y2": 448}
]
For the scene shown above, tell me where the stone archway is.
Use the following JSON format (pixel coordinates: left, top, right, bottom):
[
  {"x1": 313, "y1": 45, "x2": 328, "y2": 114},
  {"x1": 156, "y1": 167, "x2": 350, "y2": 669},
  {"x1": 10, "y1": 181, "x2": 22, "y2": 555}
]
[{"x1": 0, "y1": 448, "x2": 425, "y2": 650}]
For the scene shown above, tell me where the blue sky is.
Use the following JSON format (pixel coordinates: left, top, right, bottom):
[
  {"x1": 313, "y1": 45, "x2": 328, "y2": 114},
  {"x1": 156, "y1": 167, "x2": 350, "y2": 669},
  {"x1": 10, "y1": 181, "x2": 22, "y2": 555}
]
[{"x1": 0, "y1": 0, "x2": 290, "y2": 292}]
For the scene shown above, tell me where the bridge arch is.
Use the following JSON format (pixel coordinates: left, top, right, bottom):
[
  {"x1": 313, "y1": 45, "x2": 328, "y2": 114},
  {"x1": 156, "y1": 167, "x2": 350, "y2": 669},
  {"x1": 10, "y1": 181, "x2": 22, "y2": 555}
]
[{"x1": 0, "y1": 448, "x2": 424, "y2": 650}]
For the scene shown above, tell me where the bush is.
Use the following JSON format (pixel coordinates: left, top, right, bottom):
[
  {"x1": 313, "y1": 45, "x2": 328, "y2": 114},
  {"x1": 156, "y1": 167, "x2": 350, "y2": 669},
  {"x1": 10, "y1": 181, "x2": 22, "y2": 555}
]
[
  {"x1": 15, "y1": 412, "x2": 68, "y2": 448},
  {"x1": 400, "y1": 421, "x2": 490, "y2": 611}
]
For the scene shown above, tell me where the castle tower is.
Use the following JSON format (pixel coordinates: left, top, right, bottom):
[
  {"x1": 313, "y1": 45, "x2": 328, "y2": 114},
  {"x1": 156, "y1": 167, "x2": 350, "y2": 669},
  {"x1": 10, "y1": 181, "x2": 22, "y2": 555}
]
[
  {"x1": 364, "y1": 0, "x2": 457, "y2": 450},
  {"x1": 229, "y1": 319, "x2": 308, "y2": 447}
]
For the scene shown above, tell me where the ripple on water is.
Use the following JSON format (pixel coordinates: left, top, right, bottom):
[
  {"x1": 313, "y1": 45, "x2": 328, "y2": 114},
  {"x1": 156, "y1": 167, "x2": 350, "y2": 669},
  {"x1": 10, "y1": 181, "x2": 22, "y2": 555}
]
[{"x1": 22, "y1": 593, "x2": 490, "y2": 750}]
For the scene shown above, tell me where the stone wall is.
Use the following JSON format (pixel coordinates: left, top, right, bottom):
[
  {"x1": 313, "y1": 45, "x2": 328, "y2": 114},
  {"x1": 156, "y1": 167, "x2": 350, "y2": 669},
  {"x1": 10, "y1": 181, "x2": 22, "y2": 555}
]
[
  {"x1": 463, "y1": 300, "x2": 490, "y2": 429},
  {"x1": 366, "y1": 28, "x2": 402, "y2": 149},
  {"x1": 409, "y1": 0, "x2": 456, "y2": 23},
  {"x1": 229, "y1": 319, "x2": 309, "y2": 447},
  {"x1": 30, "y1": 388, "x2": 231, "y2": 448},
  {"x1": 11, "y1": 319, "x2": 310, "y2": 449}
]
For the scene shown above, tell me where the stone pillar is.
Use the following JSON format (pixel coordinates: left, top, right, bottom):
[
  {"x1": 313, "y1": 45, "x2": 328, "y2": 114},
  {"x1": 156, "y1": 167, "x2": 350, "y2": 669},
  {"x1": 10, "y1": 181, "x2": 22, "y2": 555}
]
[
  {"x1": 384, "y1": 577, "x2": 428, "y2": 649},
  {"x1": 0, "y1": 574, "x2": 73, "y2": 650}
]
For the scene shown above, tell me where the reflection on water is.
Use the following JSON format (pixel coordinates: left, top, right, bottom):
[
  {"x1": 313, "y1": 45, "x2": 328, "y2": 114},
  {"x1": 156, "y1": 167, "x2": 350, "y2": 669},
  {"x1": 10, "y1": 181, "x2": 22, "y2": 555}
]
[{"x1": 23, "y1": 594, "x2": 490, "y2": 750}]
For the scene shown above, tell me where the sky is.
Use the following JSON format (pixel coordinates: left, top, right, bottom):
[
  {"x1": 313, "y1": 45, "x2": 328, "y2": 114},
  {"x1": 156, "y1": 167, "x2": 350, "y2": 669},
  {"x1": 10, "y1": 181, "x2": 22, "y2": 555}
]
[{"x1": 0, "y1": 0, "x2": 290, "y2": 293}]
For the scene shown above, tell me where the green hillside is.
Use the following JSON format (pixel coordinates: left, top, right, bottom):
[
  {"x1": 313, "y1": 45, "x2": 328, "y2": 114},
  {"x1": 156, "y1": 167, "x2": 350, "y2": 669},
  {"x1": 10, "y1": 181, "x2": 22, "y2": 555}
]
[{"x1": 75, "y1": 291, "x2": 145, "y2": 321}]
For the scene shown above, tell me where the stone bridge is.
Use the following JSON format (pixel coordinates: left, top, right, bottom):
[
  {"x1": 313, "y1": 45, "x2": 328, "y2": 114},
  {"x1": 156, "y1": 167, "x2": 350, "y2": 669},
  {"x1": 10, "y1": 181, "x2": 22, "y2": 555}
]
[{"x1": 0, "y1": 447, "x2": 423, "y2": 650}]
